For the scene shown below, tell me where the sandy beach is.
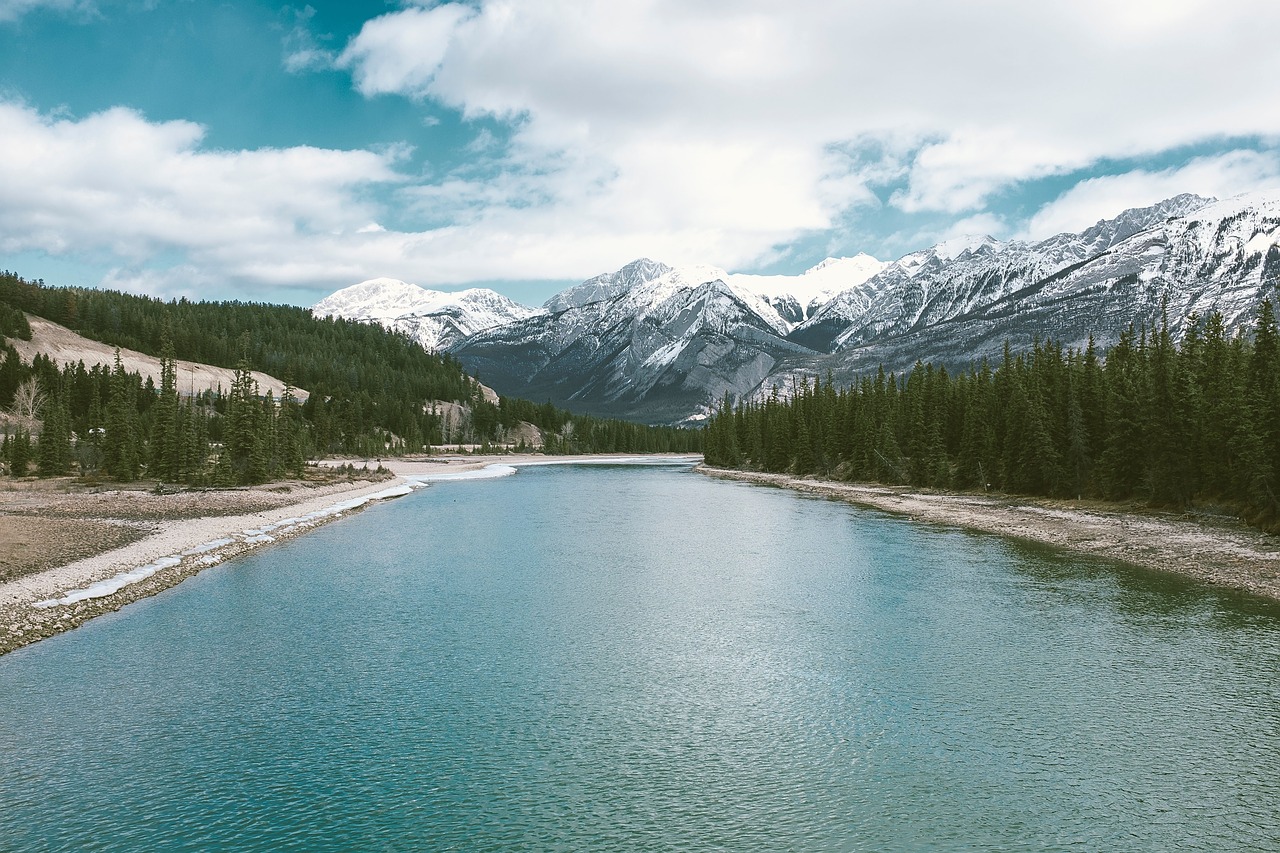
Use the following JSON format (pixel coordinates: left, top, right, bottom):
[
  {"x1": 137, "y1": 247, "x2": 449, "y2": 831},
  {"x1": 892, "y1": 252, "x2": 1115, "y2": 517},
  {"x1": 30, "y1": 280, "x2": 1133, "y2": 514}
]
[
  {"x1": 699, "y1": 466, "x2": 1280, "y2": 603},
  {"x1": 0, "y1": 454, "x2": 700, "y2": 656}
]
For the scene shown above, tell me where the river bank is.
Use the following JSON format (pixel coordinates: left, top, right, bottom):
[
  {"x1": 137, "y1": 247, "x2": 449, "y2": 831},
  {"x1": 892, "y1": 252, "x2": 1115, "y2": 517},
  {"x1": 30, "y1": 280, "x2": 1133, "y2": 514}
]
[
  {"x1": 0, "y1": 454, "x2": 701, "y2": 656},
  {"x1": 699, "y1": 466, "x2": 1280, "y2": 603}
]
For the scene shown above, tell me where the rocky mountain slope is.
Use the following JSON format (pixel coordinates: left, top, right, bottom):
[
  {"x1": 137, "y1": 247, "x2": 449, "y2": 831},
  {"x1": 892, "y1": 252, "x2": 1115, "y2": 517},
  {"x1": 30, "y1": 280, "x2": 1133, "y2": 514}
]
[
  {"x1": 316, "y1": 190, "x2": 1280, "y2": 424},
  {"x1": 796, "y1": 191, "x2": 1280, "y2": 387}
]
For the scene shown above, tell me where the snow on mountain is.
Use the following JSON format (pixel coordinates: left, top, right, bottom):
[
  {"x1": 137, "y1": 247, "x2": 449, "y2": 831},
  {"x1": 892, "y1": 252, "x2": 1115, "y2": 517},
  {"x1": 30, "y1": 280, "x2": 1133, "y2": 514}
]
[
  {"x1": 452, "y1": 263, "x2": 821, "y2": 424},
  {"x1": 536, "y1": 253, "x2": 888, "y2": 339},
  {"x1": 318, "y1": 190, "x2": 1280, "y2": 425},
  {"x1": 543, "y1": 258, "x2": 672, "y2": 313},
  {"x1": 720, "y1": 254, "x2": 889, "y2": 321},
  {"x1": 792, "y1": 192, "x2": 1243, "y2": 357},
  {"x1": 774, "y1": 189, "x2": 1280, "y2": 396},
  {"x1": 313, "y1": 278, "x2": 544, "y2": 352}
]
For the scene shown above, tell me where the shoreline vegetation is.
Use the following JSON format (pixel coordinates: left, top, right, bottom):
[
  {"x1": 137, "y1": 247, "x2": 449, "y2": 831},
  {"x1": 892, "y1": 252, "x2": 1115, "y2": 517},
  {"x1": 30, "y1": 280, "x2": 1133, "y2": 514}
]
[
  {"x1": 0, "y1": 270, "x2": 701, "y2": 492},
  {"x1": 702, "y1": 302, "x2": 1280, "y2": 536},
  {"x1": 0, "y1": 454, "x2": 699, "y2": 657},
  {"x1": 699, "y1": 465, "x2": 1280, "y2": 604}
]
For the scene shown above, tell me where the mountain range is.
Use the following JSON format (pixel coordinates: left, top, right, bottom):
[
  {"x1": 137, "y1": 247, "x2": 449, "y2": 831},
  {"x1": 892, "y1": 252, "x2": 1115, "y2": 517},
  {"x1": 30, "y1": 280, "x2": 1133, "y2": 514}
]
[{"x1": 315, "y1": 190, "x2": 1280, "y2": 425}]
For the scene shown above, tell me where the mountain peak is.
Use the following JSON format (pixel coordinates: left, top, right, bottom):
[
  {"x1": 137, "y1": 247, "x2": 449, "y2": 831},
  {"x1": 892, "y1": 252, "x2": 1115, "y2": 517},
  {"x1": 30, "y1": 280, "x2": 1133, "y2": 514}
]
[
  {"x1": 931, "y1": 235, "x2": 1000, "y2": 261},
  {"x1": 544, "y1": 258, "x2": 674, "y2": 312},
  {"x1": 1075, "y1": 193, "x2": 1214, "y2": 248},
  {"x1": 313, "y1": 278, "x2": 540, "y2": 351},
  {"x1": 803, "y1": 253, "x2": 883, "y2": 276}
]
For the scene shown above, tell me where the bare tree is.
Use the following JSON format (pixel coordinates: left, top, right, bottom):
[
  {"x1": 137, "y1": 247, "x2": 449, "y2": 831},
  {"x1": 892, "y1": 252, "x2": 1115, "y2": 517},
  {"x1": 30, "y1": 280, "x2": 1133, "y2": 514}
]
[{"x1": 8, "y1": 378, "x2": 46, "y2": 432}]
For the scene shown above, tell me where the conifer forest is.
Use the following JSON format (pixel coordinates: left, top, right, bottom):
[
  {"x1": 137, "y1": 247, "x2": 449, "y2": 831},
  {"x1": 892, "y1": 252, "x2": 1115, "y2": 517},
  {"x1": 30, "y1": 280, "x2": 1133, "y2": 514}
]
[
  {"x1": 0, "y1": 271, "x2": 700, "y2": 486},
  {"x1": 703, "y1": 301, "x2": 1280, "y2": 533}
]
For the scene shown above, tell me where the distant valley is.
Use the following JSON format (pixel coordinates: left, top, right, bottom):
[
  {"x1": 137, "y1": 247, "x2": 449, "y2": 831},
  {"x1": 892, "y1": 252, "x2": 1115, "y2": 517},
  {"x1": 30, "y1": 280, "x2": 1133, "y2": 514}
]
[{"x1": 316, "y1": 191, "x2": 1280, "y2": 425}]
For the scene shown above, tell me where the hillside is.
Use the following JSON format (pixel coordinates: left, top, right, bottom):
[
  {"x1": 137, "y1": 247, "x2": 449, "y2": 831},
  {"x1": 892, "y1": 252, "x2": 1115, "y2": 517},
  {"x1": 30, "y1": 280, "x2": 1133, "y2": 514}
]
[
  {"x1": 8, "y1": 315, "x2": 307, "y2": 401},
  {"x1": 0, "y1": 271, "x2": 700, "y2": 486}
]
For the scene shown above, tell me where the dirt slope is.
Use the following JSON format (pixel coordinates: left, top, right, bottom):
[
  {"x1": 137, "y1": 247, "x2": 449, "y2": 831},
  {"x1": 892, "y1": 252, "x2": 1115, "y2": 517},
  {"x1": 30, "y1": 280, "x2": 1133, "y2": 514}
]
[{"x1": 7, "y1": 314, "x2": 308, "y2": 400}]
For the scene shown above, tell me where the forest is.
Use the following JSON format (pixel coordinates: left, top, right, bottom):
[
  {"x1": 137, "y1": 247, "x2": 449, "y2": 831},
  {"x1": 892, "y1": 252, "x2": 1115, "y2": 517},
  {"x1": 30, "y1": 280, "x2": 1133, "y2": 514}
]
[
  {"x1": 0, "y1": 271, "x2": 700, "y2": 486},
  {"x1": 703, "y1": 301, "x2": 1280, "y2": 533}
]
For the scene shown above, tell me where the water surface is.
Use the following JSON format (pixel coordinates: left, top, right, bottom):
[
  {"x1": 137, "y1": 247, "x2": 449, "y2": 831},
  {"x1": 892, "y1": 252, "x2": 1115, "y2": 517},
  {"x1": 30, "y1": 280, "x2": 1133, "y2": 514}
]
[{"x1": 2, "y1": 464, "x2": 1278, "y2": 851}]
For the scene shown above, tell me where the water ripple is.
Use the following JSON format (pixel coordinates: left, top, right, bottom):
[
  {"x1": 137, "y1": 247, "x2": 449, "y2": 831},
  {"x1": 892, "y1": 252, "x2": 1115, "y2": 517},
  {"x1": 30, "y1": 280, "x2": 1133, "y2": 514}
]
[{"x1": 2, "y1": 465, "x2": 1279, "y2": 851}]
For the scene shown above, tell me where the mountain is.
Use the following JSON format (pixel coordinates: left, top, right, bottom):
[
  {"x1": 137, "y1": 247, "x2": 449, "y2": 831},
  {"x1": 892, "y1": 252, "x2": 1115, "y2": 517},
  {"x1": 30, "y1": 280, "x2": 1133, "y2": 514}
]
[
  {"x1": 786, "y1": 191, "x2": 1280, "y2": 388},
  {"x1": 793, "y1": 194, "x2": 1213, "y2": 355},
  {"x1": 451, "y1": 264, "x2": 818, "y2": 424},
  {"x1": 316, "y1": 190, "x2": 1280, "y2": 425},
  {"x1": 313, "y1": 278, "x2": 543, "y2": 352},
  {"x1": 543, "y1": 258, "x2": 673, "y2": 313}
]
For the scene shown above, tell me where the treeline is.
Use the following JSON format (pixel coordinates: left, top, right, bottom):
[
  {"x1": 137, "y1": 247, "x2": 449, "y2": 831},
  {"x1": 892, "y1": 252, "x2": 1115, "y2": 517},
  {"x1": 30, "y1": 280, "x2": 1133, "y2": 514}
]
[
  {"x1": 703, "y1": 301, "x2": 1280, "y2": 532},
  {"x1": 0, "y1": 271, "x2": 699, "y2": 485},
  {"x1": 2, "y1": 345, "x2": 305, "y2": 485}
]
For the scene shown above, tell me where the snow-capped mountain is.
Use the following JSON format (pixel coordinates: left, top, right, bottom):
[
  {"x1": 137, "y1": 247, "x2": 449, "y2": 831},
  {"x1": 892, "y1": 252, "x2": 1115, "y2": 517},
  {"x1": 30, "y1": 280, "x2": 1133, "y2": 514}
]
[
  {"x1": 318, "y1": 190, "x2": 1280, "y2": 424},
  {"x1": 453, "y1": 263, "x2": 819, "y2": 423},
  {"x1": 793, "y1": 193, "x2": 1215, "y2": 355},
  {"x1": 313, "y1": 278, "x2": 543, "y2": 352},
  {"x1": 787, "y1": 190, "x2": 1279, "y2": 385},
  {"x1": 543, "y1": 258, "x2": 673, "y2": 313}
]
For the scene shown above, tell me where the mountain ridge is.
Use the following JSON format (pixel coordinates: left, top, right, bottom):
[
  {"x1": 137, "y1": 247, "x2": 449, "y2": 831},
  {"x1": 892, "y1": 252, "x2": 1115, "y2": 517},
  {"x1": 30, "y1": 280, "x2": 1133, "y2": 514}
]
[{"x1": 315, "y1": 190, "x2": 1280, "y2": 424}]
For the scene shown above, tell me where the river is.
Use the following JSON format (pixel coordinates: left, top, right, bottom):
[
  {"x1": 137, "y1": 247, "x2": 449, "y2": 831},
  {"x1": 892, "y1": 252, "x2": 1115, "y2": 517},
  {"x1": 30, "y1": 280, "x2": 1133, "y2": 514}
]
[{"x1": 2, "y1": 462, "x2": 1278, "y2": 850}]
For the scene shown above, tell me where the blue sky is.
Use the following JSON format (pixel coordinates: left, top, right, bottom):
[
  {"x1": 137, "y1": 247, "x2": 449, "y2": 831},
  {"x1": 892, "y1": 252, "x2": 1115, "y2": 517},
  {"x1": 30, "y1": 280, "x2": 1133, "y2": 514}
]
[{"x1": 2, "y1": 0, "x2": 1278, "y2": 307}]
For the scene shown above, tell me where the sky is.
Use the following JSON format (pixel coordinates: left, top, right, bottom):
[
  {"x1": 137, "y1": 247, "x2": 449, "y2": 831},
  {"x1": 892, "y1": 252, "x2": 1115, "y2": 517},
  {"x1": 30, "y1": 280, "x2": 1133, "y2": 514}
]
[{"x1": 1, "y1": 0, "x2": 1278, "y2": 308}]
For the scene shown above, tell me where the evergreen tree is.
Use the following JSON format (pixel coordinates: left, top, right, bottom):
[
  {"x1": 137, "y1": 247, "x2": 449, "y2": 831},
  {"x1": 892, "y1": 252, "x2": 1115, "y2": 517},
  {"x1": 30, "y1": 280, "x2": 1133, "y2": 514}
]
[
  {"x1": 102, "y1": 351, "x2": 140, "y2": 481},
  {"x1": 149, "y1": 337, "x2": 181, "y2": 482},
  {"x1": 219, "y1": 358, "x2": 263, "y2": 485},
  {"x1": 5, "y1": 429, "x2": 32, "y2": 476},
  {"x1": 37, "y1": 390, "x2": 73, "y2": 476}
]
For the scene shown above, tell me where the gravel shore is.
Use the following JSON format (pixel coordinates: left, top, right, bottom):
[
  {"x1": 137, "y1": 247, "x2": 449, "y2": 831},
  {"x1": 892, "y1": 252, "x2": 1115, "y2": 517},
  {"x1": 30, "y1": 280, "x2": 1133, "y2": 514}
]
[
  {"x1": 699, "y1": 466, "x2": 1280, "y2": 603},
  {"x1": 0, "y1": 470, "x2": 409, "y2": 656}
]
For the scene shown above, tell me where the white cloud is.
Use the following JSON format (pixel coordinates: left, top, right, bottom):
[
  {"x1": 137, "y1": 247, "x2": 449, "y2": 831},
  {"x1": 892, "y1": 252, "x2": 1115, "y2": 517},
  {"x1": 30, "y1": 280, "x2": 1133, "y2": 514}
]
[
  {"x1": 9, "y1": 0, "x2": 1280, "y2": 300},
  {"x1": 337, "y1": 4, "x2": 476, "y2": 98},
  {"x1": 0, "y1": 102, "x2": 402, "y2": 287},
  {"x1": 0, "y1": 102, "x2": 821, "y2": 299},
  {"x1": 1022, "y1": 151, "x2": 1280, "y2": 240},
  {"x1": 0, "y1": 0, "x2": 89, "y2": 23},
  {"x1": 280, "y1": 5, "x2": 334, "y2": 73},
  {"x1": 321, "y1": 0, "x2": 1280, "y2": 276}
]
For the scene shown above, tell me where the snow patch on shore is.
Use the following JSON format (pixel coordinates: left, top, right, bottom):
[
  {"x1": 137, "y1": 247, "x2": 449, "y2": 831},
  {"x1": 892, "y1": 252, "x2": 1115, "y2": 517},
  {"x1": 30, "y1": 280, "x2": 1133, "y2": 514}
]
[
  {"x1": 33, "y1": 556, "x2": 183, "y2": 608},
  {"x1": 182, "y1": 538, "x2": 234, "y2": 556},
  {"x1": 403, "y1": 464, "x2": 518, "y2": 483}
]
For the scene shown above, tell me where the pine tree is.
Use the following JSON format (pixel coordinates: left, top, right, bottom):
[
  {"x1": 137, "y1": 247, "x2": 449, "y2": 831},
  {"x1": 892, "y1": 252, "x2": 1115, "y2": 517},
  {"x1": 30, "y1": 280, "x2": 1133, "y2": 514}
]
[
  {"x1": 103, "y1": 350, "x2": 140, "y2": 481},
  {"x1": 219, "y1": 358, "x2": 263, "y2": 485},
  {"x1": 149, "y1": 337, "x2": 181, "y2": 482},
  {"x1": 1245, "y1": 299, "x2": 1280, "y2": 525},
  {"x1": 6, "y1": 428, "x2": 32, "y2": 476},
  {"x1": 37, "y1": 390, "x2": 73, "y2": 476}
]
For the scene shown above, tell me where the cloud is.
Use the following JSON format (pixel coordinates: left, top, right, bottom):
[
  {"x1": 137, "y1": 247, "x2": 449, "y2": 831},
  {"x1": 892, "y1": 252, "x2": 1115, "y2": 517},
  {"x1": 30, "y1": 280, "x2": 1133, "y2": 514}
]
[
  {"x1": 337, "y1": 4, "x2": 476, "y2": 98},
  {"x1": 9, "y1": 0, "x2": 1280, "y2": 301},
  {"x1": 0, "y1": 0, "x2": 90, "y2": 23},
  {"x1": 1022, "y1": 151, "x2": 1280, "y2": 240},
  {"x1": 281, "y1": 5, "x2": 336, "y2": 74},
  {"x1": 317, "y1": 0, "x2": 1280, "y2": 279},
  {"x1": 0, "y1": 101, "x2": 820, "y2": 300},
  {"x1": 0, "y1": 102, "x2": 402, "y2": 290}
]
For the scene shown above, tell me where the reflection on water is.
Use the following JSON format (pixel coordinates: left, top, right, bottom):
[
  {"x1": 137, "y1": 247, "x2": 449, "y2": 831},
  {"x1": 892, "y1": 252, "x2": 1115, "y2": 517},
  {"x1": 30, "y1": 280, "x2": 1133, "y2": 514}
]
[{"x1": 1, "y1": 464, "x2": 1277, "y2": 851}]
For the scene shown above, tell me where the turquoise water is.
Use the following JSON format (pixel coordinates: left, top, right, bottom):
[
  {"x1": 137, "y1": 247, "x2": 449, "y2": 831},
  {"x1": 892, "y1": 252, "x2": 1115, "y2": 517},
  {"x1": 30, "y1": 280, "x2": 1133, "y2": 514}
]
[{"x1": 2, "y1": 463, "x2": 1279, "y2": 851}]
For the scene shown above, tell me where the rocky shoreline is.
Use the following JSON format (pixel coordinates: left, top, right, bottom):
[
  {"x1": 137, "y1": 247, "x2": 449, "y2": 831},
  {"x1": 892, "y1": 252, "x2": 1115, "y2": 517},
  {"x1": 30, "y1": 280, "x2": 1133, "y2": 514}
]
[{"x1": 698, "y1": 466, "x2": 1280, "y2": 603}]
